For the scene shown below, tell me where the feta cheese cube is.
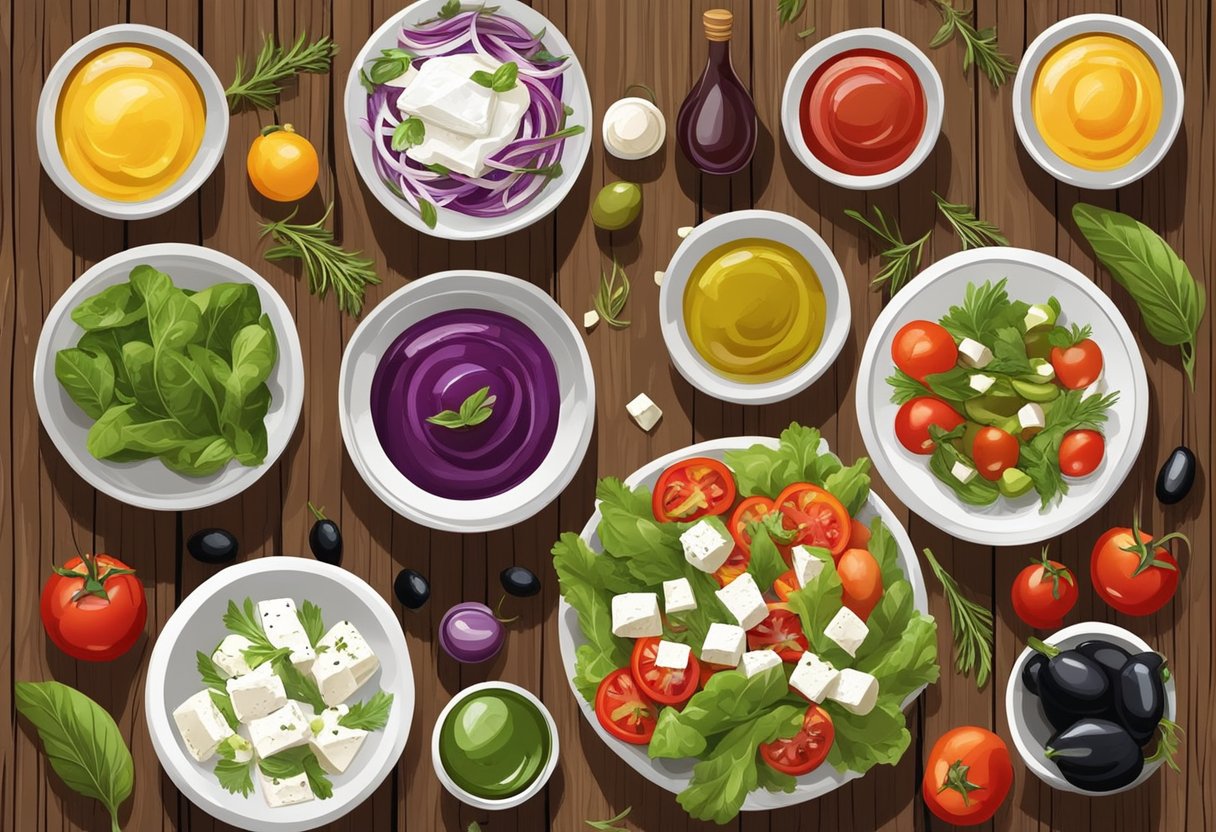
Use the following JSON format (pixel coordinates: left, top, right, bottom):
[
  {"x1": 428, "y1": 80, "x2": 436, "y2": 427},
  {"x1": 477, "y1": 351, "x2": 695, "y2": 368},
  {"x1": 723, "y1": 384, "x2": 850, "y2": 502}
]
[
  {"x1": 1032, "y1": 359, "x2": 1056, "y2": 380},
  {"x1": 1017, "y1": 402, "x2": 1046, "y2": 431},
  {"x1": 680, "y1": 519, "x2": 734, "y2": 573},
  {"x1": 789, "y1": 652, "x2": 840, "y2": 703},
  {"x1": 740, "y1": 650, "x2": 783, "y2": 678},
  {"x1": 256, "y1": 766, "x2": 314, "y2": 808},
  {"x1": 311, "y1": 653, "x2": 361, "y2": 707},
  {"x1": 662, "y1": 577, "x2": 697, "y2": 614},
  {"x1": 700, "y1": 623, "x2": 745, "y2": 667},
  {"x1": 654, "y1": 270, "x2": 665, "y2": 286},
  {"x1": 958, "y1": 337, "x2": 993, "y2": 368},
  {"x1": 583, "y1": 309, "x2": 599, "y2": 330},
  {"x1": 257, "y1": 598, "x2": 316, "y2": 673},
  {"x1": 318, "y1": 621, "x2": 379, "y2": 685},
  {"x1": 677, "y1": 226, "x2": 694, "y2": 238},
  {"x1": 626, "y1": 393, "x2": 663, "y2": 432},
  {"x1": 824, "y1": 606, "x2": 870, "y2": 657},
  {"x1": 791, "y1": 545, "x2": 825, "y2": 589},
  {"x1": 715, "y1": 573, "x2": 768, "y2": 630},
  {"x1": 308, "y1": 704, "x2": 368, "y2": 774},
  {"x1": 212, "y1": 634, "x2": 254, "y2": 679},
  {"x1": 248, "y1": 701, "x2": 312, "y2": 760},
  {"x1": 172, "y1": 690, "x2": 234, "y2": 762},
  {"x1": 827, "y1": 667, "x2": 879, "y2": 715},
  {"x1": 611, "y1": 592, "x2": 662, "y2": 638},
  {"x1": 968, "y1": 373, "x2": 995, "y2": 394},
  {"x1": 226, "y1": 662, "x2": 287, "y2": 723},
  {"x1": 655, "y1": 640, "x2": 691, "y2": 670},
  {"x1": 395, "y1": 54, "x2": 499, "y2": 137},
  {"x1": 951, "y1": 460, "x2": 976, "y2": 484}
]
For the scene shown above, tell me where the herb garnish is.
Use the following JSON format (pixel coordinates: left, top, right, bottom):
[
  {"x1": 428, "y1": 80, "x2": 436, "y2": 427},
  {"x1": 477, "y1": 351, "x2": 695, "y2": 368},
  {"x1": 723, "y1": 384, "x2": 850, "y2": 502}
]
[
  {"x1": 222, "y1": 599, "x2": 291, "y2": 668},
  {"x1": 391, "y1": 116, "x2": 426, "y2": 151},
  {"x1": 777, "y1": 0, "x2": 807, "y2": 25},
  {"x1": 427, "y1": 386, "x2": 496, "y2": 429},
  {"x1": 1146, "y1": 718, "x2": 1183, "y2": 771},
  {"x1": 471, "y1": 61, "x2": 519, "y2": 92},
  {"x1": 339, "y1": 690, "x2": 395, "y2": 731},
  {"x1": 934, "y1": 193, "x2": 1008, "y2": 249},
  {"x1": 845, "y1": 206, "x2": 932, "y2": 295},
  {"x1": 226, "y1": 34, "x2": 337, "y2": 113},
  {"x1": 361, "y1": 48, "x2": 412, "y2": 91},
  {"x1": 258, "y1": 747, "x2": 333, "y2": 799},
  {"x1": 929, "y1": 1, "x2": 1016, "y2": 88},
  {"x1": 594, "y1": 259, "x2": 631, "y2": 328},
  {"x1": 586, "y1": 806, "x2": 633, "y2": 831},
  {"x1": 921, "y1": 548, "x2": 993, "y2": 689}
]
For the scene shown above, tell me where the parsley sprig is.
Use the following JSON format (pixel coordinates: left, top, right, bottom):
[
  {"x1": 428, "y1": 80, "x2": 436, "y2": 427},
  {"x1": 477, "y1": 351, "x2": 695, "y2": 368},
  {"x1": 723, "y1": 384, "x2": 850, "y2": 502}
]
[
  {"x1": 226, "y1": 34, "x2": 337, "y2": 113},
  {"x1": 845, "y1": 206, "x2": 932, "y2": 295},
  {"x1": 339, "y1": 691, "x2": 395, "y2": 731},
  {"x1": 222, "y1": 599, "x2": 291, "y2": 668},
  {"x1": 922, "y1": 548, "x2": 994, "y2": 689},
  {"x1": 929, "y1": 1, "x2": 1016, "y2": 88}
]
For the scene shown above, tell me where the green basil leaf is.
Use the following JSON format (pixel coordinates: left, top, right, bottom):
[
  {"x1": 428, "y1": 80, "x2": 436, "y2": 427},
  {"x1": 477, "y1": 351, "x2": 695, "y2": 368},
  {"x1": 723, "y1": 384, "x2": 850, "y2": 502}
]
[
  {"x1": 418, "y1": 198, "x2": 438, "y2": 229},
  {"x1": 491, "y1": 61, "x2": 518, "y2": 91},
  {"x1": 55, "y1": 348, "x2": 115, "y2": 419},
  {"x1": 390, "y1": 117, "x2": 426, "y2": 151},
  {"x1": 70, "y1": 282, "x2": 146, "y2": 331},
  {"x1": 470, "y1": 69, "x2": 495, "y2": 88},
  {"x1": 437, "y1": 0, "x2": 462, "y2": 18}
]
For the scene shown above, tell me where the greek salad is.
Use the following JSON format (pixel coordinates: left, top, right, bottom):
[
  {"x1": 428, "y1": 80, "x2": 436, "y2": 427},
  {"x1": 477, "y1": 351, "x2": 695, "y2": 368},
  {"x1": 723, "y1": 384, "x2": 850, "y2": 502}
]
[
  {"x1": 887, "y1": 279, "x2": 1119, "y2": 507},
  {"x1": 172, "y1": 597, "x2": 393, "y2": 808},
  {"x1": 553, "y1": 425, "x2": 939, "y2": 824}
]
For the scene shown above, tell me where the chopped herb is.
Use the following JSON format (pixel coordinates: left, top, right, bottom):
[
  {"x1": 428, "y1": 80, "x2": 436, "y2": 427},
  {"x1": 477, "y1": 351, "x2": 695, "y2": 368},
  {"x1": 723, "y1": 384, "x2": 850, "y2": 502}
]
[
  {"x1": 391, "y1": 117, "x2": 426, "y2": 151},
  {"x1": 921, "y1": 548, "x2": 994, "y2": 689},
  {"x1": 365, "y1": 47, "x2": 412, "y2": 87},
  {"x1": 845, "y1": 206, "x2": 932, "y2": 295},
  {"x1": 418, "y1": 199, "x2": 439, "y2": 230},
  {"x1": 471, "y1": 61, "x2": 519, "y2": 92},
  {"x1": 594, "y1": 259, "x2": 631, "y2": 329},
  {"x1": 777, "y1": 0, "x2": 807, "y2": 25},
  {"x1": 586, "y1": 806, "x2": 632, "y2": 831},
  {"x1": 225, "y1": 33, "x2": 337, "y2": 113},
  {"x1": 339, "y1": 691, "x2": 395, "y2": 731},
  {"x1": 427, "y1": 386, "x2": 497, "y2": 429}
]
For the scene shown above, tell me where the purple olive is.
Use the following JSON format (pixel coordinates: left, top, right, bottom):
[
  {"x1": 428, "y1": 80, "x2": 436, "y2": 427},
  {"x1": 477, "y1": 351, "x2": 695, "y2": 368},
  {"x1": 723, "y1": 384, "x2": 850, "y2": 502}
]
[{"x1": 439, "y1": 602, "x2": 505, "y2": 663}]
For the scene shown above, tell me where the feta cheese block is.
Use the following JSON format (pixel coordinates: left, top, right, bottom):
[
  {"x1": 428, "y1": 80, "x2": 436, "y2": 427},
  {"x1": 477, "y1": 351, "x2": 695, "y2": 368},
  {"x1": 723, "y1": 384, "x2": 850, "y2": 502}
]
[
  {"x1": 312, "y1": 654, "x2": 361, "y2": 707},
  {"x1": 257, "y1": 598, "x2": 316, "y2": 673},
  {"x1": 824, "y1": 606, "x2": 870, "y2": 657},
  {"x1": 172, "y1": 690, "x2": 234, "y2": 762},
  {"x1": 248, "y1": 700, "x2": 312, "y2": 760},
  {"x1": 741, "y1": 649, "x2": 783, "y2": 678},
  {"x1": 968, "y1": 373, "x2": 996, "y2": 394},
  {"x1": 791, "y1": 545, "x2": 825, "y2": 589},
  {"x1": 715, "y1": 572, "x2": 767, "y2": 630},
  {"x1": 700, "y1": 623, "x2": 746, "y2": 667},
  {"x1": 951, "y1": 460, "x2": 977, "y2": 484},
  {"x1": 625, "y1": 393, "x2": 663, "y2": 432},
  {"x1": 212, "y1": 634, "x2": 254, "y2": 679},
  {"x1": 226, "y1": 661, "x2": 287, "y2": 723},
  {"x1": 827, "y1": 667, "x2": 879, "y2": 715},
  {"x1": 662, "y1": 577, "x2": 697, "y2": 614},
  {"x1": 958, "y1": 337, "x2": 993, "y2": 368},
  {"x1": 395, "y1": 54, "x2": 499, "y2": 137},
  {"x1": 680, "y1": 518, "x2": 734, "y2": 573},
  {"x1": 583, "y1": 309, "x2": 599, "y2": 330},
  {"x1": 789, "y1": 652, "x2": 839, "y2": 702},
  {"x1": 256, "y1": 766, "x2": 314, "y2": 808},
  {"x1": 655, "y1": 640, "x2": 691, "y2": 670},
  {"x1": 308, "y1": 704, "x2": 368, "y2": 775},
  {"x1": 611, "y1": 592, "x2": 662, "y2": 638},
  {"x1": 1017, "y1": 402, "x2": 1046, "y2": 431},
  {"x1": 318, "y1": 621, "x2": 380, "y2": 686}
]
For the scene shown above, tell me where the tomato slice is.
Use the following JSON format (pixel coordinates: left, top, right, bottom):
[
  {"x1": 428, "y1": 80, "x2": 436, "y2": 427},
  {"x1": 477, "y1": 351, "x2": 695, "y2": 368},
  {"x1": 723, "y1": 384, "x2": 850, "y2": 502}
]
[
  {"x1": 652, "y1": 457, "x2": 737, "y2": 522},
  {"x1": 728, "y1": 497, "x2": 778, "y2": 554},
  {"x1": 760, "y1": 704, "x2": 834, "y2": 776},
  {"x1": 775, "y1": 484, "x2": 851, "y2": 556},
  {"x1": 698, "y1": 661, "x2": 731, "y2": 690},
  {"x1": 630, "y1": 637, "x2": 700, "y2": 705},
  {"x1": 747, "y1": 603, "x2": 809, "y2": 662},
  {"x1": 773, "y1": 568, "x2": 799, "y2": 602},
  {"x1": 594, "y1": 668, "x2": 658, "y2": 744},
  {"x1": 712, "y1": 544, "x2": 751, "y2": 587}
]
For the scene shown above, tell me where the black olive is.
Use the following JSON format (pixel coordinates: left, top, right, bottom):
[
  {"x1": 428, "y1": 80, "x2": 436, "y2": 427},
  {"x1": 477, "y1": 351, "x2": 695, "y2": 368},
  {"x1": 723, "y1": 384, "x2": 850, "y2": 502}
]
[
  {"x1": 1022, "y1": 652, "x2": 1048, "y2": 696},
  {"x1": 1115, "y1": 652, "x2": 1167, "y2": 746},
  {"x1": 307, "y1": 502, "x2": 342, "y2": 565},
  {"x1": 500, "y1": 565, "x2": 541, "y2": 598},
  {"x1": 187, "y1": 528, "x2": 238, "y2": 564},
  {"x1": 1155, "y1": 446, "x2": 1196, "y2": 505},
  {"x1": 1045, "y1": 718, "x2": 1144, "y2": 792},
  {"x1": 394, "y1": 569, "x2": 431, "y2": 610},
  {"x1": 1075, "y1": 640, "x2": 1131, "y2": 685},
  {"x1": 1038, "y1": 649, "x2": 1115, "y2": 732}
]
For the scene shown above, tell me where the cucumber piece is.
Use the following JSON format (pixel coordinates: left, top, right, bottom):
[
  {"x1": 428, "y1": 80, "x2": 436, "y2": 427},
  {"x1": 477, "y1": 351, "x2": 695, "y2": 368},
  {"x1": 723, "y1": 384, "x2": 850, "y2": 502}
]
[
  {"x1": 963, "y1": 395, "x2": 1023, "y2": 426},
  {"x1": 1023, "y1": 303, "x2": 1058, "y2": 332},
  {"x1": 1011, "y1": 378, "x2": 1061, "y2": 402},
  {"x1": 998, "y1": 467, "x2": 1034, "y2": 497}
]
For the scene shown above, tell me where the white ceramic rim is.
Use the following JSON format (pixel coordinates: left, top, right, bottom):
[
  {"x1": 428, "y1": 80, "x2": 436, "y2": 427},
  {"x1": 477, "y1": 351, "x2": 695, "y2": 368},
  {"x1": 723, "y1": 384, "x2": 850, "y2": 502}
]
[
  {"x1": 31, "y1": 243, "x2": 305, "y2": 511},
  {"x1": 780, "y1": 28, "x2": 944, "y2": 191},
  {"x1": 144, "y1": 558, "x2": 415, "y2": 831},
  {"x1": 338, "y1": 270, "x2": 595, "y2": 532},
  {"x1": 36, "y1": 24, "x2": 229, "y2": 219},
  {"x1": 658, "y1": 210, "x2": 851, "y2": 404},
  {"x1": 854, "y1": 247, "x2": 1149, "y2": 546},
  {"x1": 601, "y1": 96, "x2": 666, "y2": 160},
  {"x1": 1011, "y1": 14, "x2": 1184, "y2": 190},
  {"x1": 556, "y1": 435, "x2": 930, "y2": 809},
  {"x1": 343, "y1": 0, "x2": 593, "y2": 240},
  {"x1": 430, "y1": 681, "x2": 560, "y2": 810},
  {"x1": 1004, "y1": 621, "x2": 1176, "y2": 795}
]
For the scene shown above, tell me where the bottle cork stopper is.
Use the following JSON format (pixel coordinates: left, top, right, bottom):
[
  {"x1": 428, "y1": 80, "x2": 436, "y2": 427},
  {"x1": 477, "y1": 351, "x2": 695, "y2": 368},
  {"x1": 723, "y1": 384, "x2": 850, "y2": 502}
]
[{"x1": 704, "y1": 9, "x2": 733, "y2": 41}]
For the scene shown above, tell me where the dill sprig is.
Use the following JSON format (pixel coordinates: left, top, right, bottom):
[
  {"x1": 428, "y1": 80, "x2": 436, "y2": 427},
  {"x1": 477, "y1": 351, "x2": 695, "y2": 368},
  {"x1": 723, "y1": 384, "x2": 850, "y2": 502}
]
[
  {"x1": 922, "y1": 548, "x2": 994, "y2": 689},
  {"x1": 934, "y1": 193, "x2": 1009, "y2": 249},
  {"x1": 845, "y1": 206, "x2": 932, "y2": 295},
  {"x1": 226, "y1": 33, "x2": 338, "y2": 113},
  {"x1": 929, "y1": 1, "x2": 1017, "y2": 88},
  {"x1": 594, "y1": 259, "x2": 630, "y2": 328}
]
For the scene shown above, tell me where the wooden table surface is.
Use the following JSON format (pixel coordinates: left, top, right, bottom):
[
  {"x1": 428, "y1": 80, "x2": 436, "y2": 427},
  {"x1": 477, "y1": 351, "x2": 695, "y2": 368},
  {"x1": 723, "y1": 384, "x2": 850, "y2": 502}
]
[{"x1": 2, "y1": 0, "x2": 1212, "y2": 830}]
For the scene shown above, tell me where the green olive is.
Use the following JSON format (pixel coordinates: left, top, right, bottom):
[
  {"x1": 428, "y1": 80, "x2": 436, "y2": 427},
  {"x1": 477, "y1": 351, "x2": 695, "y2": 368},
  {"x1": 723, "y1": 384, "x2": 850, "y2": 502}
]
[{"x1": 592, "y1": 181, "x2": 642, "y2": 230}]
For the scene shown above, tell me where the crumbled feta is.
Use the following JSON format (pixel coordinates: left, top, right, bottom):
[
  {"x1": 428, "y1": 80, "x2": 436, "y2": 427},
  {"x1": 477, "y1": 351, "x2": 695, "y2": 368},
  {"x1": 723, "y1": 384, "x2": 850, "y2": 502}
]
[
  {"x1": 951, "y1": 460, "x2": 976, "y2": 484},
  {"x1": 583, "y1": 309, "x2": 600, "y2": 330},
  {"x1": 654, "y1": 270, "x2": 665, "y2": 286},
  {"x1": 212, "y1": 634, "x2": 254, "y2": 679},
  {"x1": 715, "y1": 573, "x2": 768, "y2": 630},
  {"x1": 226, "y1": 662, "x2": 287, "y2": 723},
  {"x1": 968, "y1": 373, "x2": 995, "y2": 394},
  {"x1": 625, "y1": 393, "x2": 663, "y2": 432},
  {"x1": 827, "y1": 667, "x2": 879, "y2": 715},
  {"x1": 789, "y1": 652, "x2": 839, "y2": 703},
  {"x1": 611, "y1": 592, "x2": 662, "y2": 638},
  {"x1": 740, "y1": 650, "x2": 783, "y2": 678},
  {"x1": 1017, "y1": 402, "x2": 1046, "y2": 431},
  {"x1": 791, "y1": 545, "x2": 825, "y2": 589},
  {"x1": 248, "y1": 701, "x2": 312, "y2": 760},
  {"x1": 172, "y1": 690, "x2": 234, "y2": 762},
  {"x1": 958, "y1": 337, "x2": 993, "y2": 368},
  {"x1": 700, "y1": 623, "x2": 745, "y2": 667},
  {"x1": 655, "y1": 640, "x2": 691, "y2": 670},
  {"x1": 824, "y1": 606, "x2": 869, "y2": 657},
  {"x1": 662, "y1": 577, "x2": 697, "y2": 614},
  {"x1": 680, "y1": 519, "x2": 734, "y2": 573}
]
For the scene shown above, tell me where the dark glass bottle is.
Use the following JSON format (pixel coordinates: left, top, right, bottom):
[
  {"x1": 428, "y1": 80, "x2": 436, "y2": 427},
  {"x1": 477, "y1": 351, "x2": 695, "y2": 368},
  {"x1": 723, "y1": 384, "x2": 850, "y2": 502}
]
[{"x1": 676, "y1": 9, "x2": 758, "y2": 175}]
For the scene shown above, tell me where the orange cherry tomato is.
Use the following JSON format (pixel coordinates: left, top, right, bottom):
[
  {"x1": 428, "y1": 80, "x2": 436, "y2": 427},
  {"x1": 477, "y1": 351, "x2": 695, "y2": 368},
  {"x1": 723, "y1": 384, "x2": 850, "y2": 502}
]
[
  {"x1": 849, "y1": 517, "x2": 871, "y2": 548},
  {"x1": 1059, "y1": 429, "x2": 1104, "y2": 478},
  {"x1": 594, "y1": 668, "x2": 658, "y2": 744},
  {"x1": 1051, "y1": 337, "x2": 1104, "y2": 389},
  {"x1": 247, "y1": 124, "x2": 319, "y2": 202},
  {"x1": 837, "y1": 548, "x2": 883, "y2": 621},
  {"x1": 971, "y1": 426, "x2": 1020, "y2": 481},
  {"x1": 895, "y1": 397, "x2": 965, "y2": 455},
  {"x1": 775, "y1": 484, "x2": 851, "y2": 557},
  {"x1": 892, "y1": 320, "x2": 958, "y2": 383},
  {"x1": 759, "y1": 704, "x2": 834, "y2": 776},
  {"x1": 652, "y1": 457, "x2": 736, "y2": 523}
]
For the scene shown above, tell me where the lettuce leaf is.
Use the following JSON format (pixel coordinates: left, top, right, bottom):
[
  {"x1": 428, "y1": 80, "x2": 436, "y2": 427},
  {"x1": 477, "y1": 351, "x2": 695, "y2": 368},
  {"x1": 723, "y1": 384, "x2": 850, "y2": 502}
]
[
  {"x1": 552, "y1": 533, "x2": 629, "y2": 702},
  {"x1": 823, "y1": 697, "x2": 911, "y2": 774},
  {"x1": 861, "y1": 614, "x2": 939, "y2": 703},
  {"x1": 745, "y1": 520, "x2": 790, "y2": 590},
  {"x1": 649, "y1": 665, "x2": 788, "y2": 759},
  {"x1": 724, "y1": 424, "x2": 843, "y2": 498},
  {"x1": 783, "y1": 555, "x2": 851, "y2": 667},
  {"x1": 867, "y1": 517, "x2": 904, "y2": 589},
  {"x1": 822, "y1": 456, "x2": 871, "y2": 516}
]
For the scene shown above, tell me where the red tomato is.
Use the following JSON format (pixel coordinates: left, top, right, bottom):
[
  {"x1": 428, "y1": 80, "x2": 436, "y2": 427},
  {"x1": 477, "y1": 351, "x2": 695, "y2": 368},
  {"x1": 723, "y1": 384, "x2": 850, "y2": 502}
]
[
  {"x1": 41, "y1": 553, "x2": 146, "y2": 662},
  {"x1": 728, "y1": 496, "x2": 778, "y2": 554},
  {"x1": 1051, "y1": 338, "x2": 1104, "y2": 389},
  {"x1": 892, "y1": 320, "x2": 959, "y2": 382},
  {"x1": 759, "y1": 704, "x2": 834, "y2": 776},
  {"x1": 595, "y1": 668, "x2": 658, "y2": 744},
  {"x1": 971, "y1": 426, "x2": 1020, "y2": 481},
  {"x1": 775, "y1": 484, "x2": 851, "y2": 557},
  {"x1": 837, "y1": 548, "x2": 884, "y2": 621},
  {"x1": 1010, "y1": 549, "x2": 1078, "y2": 629},
  {"x1": 923, "y1": 727, "x2": 1013, "y2": 826},
  {"x1": 747, "y1": 603, "x2": 809, "y2": 662},
  {"x1": 698, "y1": 662, "x2": 731, "y2": 690},
  {"x1": 630, "y1": 637, "x2": 700, "y2": 705},
  {"x1": 1059, "y1": 430, "x2": 1104, "y2": 477},
  {"x1": 1091, "y1": 518, "x2": 1186, "y2": 616},
  {"x1": 895, "y1": 397, "x2": 964, "y2": 455},
  {"x1": 712, "y1": 545, "x2": 751, "y2": 587},
  {"x1": 652, "y1": 457, "x2": 737, "y2": 522},
  {"x1": 773, "y1": 568, "x2": 799, "y2": 602}
]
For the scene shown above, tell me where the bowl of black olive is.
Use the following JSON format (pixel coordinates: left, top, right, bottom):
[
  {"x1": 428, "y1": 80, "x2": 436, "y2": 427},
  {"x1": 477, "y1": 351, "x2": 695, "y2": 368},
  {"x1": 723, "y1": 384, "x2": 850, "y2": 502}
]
[{"x1": 1006, "y1": 622, "x2": 1179, "y2": 795}]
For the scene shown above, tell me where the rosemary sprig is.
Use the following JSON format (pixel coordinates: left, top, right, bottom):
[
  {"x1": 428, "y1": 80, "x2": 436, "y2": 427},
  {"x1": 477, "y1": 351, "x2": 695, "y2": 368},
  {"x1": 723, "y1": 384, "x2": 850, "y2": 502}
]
[
  {"x1": 586, "y1": 806, "x2": 632, "y2": 831},
  {"x1": 934, "y1": 193, "x2": 1009, "y2": 249},
  {"x1": 594, "y1": 259, "x2": 631, "y2": 328},
  {"x1": 259, "y1": 204, "x2": 381, "y2": 316},
  {"x1": 845, "y1": 206, "x2": 932, "y2": 295},
  {"x1": 226, "y1": 33, "x2": 337, "y2": 113},
  {"x1": 777, "y1": 0, "x2": 806, "y2": 25},
  {"x1": 922, "y1": 548, "x2": 994, "y2": 689},
  {"x1": 929, "y1": 1, "x2": 1016, "y2": 88}
]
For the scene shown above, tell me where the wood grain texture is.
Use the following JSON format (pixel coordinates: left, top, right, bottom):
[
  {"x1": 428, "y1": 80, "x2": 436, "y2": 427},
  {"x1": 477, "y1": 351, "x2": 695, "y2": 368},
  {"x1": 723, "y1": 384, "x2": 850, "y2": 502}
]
[{"x1": 1, "y1": 1, "x2": 1212, "y2": 830}]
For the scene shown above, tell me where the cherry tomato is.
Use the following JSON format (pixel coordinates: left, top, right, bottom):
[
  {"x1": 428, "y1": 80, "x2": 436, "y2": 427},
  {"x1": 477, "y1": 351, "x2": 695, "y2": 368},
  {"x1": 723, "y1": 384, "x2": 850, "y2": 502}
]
[
  {"x1": 895, "y1": 397, "x2": 965, "y2": 455},
  {"x1": 594, "y1": 668, "x2": 658, "y2": 744},
  {"x1": 652, "y1": 457, "x2": 737, "y2": 523},
  {"x1": 246, "y1": 124, "x2": 319, "y2": 202},
  {"x1": 1010, "y1": 549, "x2": 1078, "y2": 629},
  {"x1": 1059, "y1": 430, "x2": 1104, "y2": 478},
  {"x1": 773, "y1": 568, "x2": 799, "y2": 602},
  {"x1": 892, "y1": 320, "x2": 959, "y2": 383},
  {"x1": 630, "y1": 637, "x2": 700, "y2": 705},
  {"x1": 759, "y1": 704, "x2": 834, "y2": 776},
  {"x1": 971, "y1": 426, "x2": 1020, "y2": 481},
  {"x1": 849, "y1": 518, "x2": 871, "y2": 548},
  {"x1": 775, "y1": 484, "x2": 851, "y2": 557},
  {"x1": 837, "y1": 548, "x2": 883, "y2": 621},
  {"x1": 728, "y1": 497, "x2": 778, "y2": 554},
  {"x1": 1091, "y1": 517, "x2": 1186, "y2": 616},
  {"x1": 747, "y1": 603, "x2": 809, "y2": 662},
  {"x1": 1051, "y1": 338, "x2": 1104, "y2": 389},
  {"x1": 41, "y1": 553, "x2": 147, "y2": 662},
  {"x1": 712, "y1": 544, "x2": 751, "y2": 587},
  {"x1": 923, "y1": 726, "x2": 1013, "y2": 827}
]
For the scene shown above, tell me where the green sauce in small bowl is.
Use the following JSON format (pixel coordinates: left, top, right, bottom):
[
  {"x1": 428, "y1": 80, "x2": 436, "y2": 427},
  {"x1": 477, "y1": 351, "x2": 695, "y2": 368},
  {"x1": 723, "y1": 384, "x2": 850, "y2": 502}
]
[{"x1": 437, "y1": 688, "x2": 552, "y2": 800}]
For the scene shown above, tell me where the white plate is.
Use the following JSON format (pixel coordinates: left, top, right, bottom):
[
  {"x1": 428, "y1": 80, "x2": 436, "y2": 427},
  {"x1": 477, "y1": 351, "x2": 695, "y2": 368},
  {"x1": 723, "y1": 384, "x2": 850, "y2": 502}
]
[
  {"x1": 145, "y1": 558, "x2": 414, "y2": 832},
  {"x1": 33, "y1": 244, "x2": 305, "y2": 511},
  {"x1": 339, "y1": 270, "x2": 594, "y2": 532},
  {"x1": 344, "y1": 0, "x2": 593, "y2": 241},
  {"x1": 556, "y1": 436, "x2": 930, "y2": 810},
  {"x1": 855, "y1": 247, "x2": 1149, "y2": 546}
]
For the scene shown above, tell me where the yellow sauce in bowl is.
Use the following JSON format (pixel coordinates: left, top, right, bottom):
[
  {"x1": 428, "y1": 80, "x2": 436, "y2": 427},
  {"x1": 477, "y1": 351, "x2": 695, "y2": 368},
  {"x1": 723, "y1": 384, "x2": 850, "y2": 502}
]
[
  {"x1": 682, "y1": 238, "x2": 826, "y2": 383},
  {"x1": 1031, "y1": 34, "x2": 1162, "y2": 171},
  {"x1": 56, "y1": 44, "x2": 205, "y2": 201}
]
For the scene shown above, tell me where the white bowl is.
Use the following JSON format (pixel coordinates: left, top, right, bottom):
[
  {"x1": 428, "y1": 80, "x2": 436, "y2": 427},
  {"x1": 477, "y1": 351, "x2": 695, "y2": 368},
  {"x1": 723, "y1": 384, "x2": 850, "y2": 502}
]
[
  {"x1": 145, "y1": 558, "x2": 415, "y2": 831},
  {"x1": 36, "y1": 24, "x2": 229, "y2": 219},
  {"x1": 339, "y1": 270, "x2": 594, "y2": 532},
  {"x1": 557, "y1": 435, "x2": 931, "y2": 809},
  {"x1": 33, "y1": 244, "x2": 305, "y2": 511},
  {"x1": 781, "y1": 28, "x2": 944, "y2": 190},
  {"x1": 854, "y1": 247, "x2": 1148, "y2": 546},
  {"x1": 344, "y1": 0, "x2": 593, "y2": 240},
  {"x1": 430, "y1": 681, "x2": 559, "y2": 810},
  {"x1": 659, "y1": 210, "x2": 850, "y2": 405},
  {"x1": 1005, "y1": 621, "x2": 1176, "y2": 795},
  {"x1": 1012, "y1": 14, "x2": 1183, "y2": 189}
]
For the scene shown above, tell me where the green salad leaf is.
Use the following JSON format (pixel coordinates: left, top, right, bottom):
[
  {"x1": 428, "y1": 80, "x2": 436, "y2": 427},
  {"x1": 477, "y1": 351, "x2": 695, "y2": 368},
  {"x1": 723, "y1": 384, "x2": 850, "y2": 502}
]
[
  {"x1": 823, "y1": 698, "x2": 911, "y2": 774},
  {"x1": 340, "y1": 691, "x2": 394, "y2": 731},
  {"x1": 258, "y1": 747, "x2": 333, "y2": 799},
  {"x1": 745, "y1": 520, "x2": 790, "y2": 590},
  {"x1": 928, "y1": 425, "x2": 999, "y2": 506},
  {"x1": 724, "y1": 424, "x2": 842, "y2": 498},
  {"x1": 867, "y1": 517, "x2": 904, "y2": 589},
  {"x1": 823, "y1": 457, "x2": 871, "y2": 516},
  {"x1": 784, "y1": 554, "x2": 851, "y2": 668},
  {"x1": 649, "y1": 665, "x2": 788, "y2": 759},
  {"x1": 552, "y1": 533, "x2": 630, "y2": 702}
]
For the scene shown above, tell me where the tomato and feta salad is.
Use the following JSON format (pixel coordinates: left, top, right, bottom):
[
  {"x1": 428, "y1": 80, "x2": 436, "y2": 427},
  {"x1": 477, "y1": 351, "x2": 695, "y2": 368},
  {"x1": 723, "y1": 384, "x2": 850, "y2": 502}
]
[
  {"x1": 886, "y1": 279, "x2": 1119, "y2": 508},
  {"x1": 552, "y1": 424, "x2": 939, "y2": 825}
]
